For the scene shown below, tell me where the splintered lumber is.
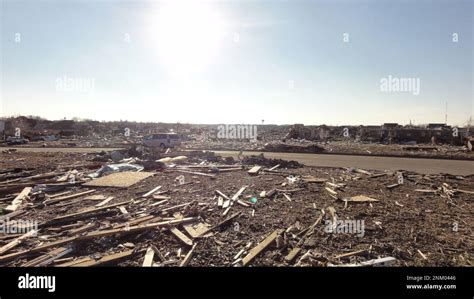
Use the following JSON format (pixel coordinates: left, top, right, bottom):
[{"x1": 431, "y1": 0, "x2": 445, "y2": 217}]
[
  {"x1": 160, "y1": 201, "x2": 193, "y2": 213},
  {"x1": 170, "y1": 227, "x2": 193, "y2": 246},
  {"x1": 329, "y1": 256, "x2": 396, "y2": 267},
  {"x1": 179, "y1": 244, "x2": 197, "y2": 267},
  {"x1": 46, "y1": 200, "x2": 132, "y2": 225},
  {"x1": 296, "y1": 214, "x2": 323, "y2": 247},
  {"x1": 325, "y1": 187, "x2": 338, "y2": 195},
  {"x1": 327, "y1": 207, "x2": 337, "y2": 224},
  {"x1": 119, "y1": 206, "x2": 129, "y2": 215},
  {"x1": 222, "y1": 200, "x2": 230, "y2": 209},
  {"x1": 355, "y1": 168, "x2": 372, "y2": 175},
  {"x1": 78, "y1": 217, "x2": 199, "y2": 241},
  {"x1": 285, "y1": 247, "x2": 302, "y2": 263},
  {"x1": 0, "y1": 229, "x2": 38, "y2": 255},
  {"x1": 142, "y1": 247, "x2": 155, "y2": 267},
  {"x1": 215, "y1": 190, "x2": 231, "y2": 201},
  {"x1": 183, "y1": 223, "x2": 207, "y2": 239},
  {"x1": 222, "y1": 186, "x2": 247, "y2": 216},
  {"x1": 44, "y1": 189, "x2": 96, "y2": 205},
  {"x1": 231, "y1": 186, "x2": 247, "y2": 201},
  {"x1": 67, "y1": 223, "x2": 96, "y2": 236},
  {"x1": 283, "y1": 193, "x2": 292, "y2": 202},
  {"x1": 268, "y1": 164, "x2": 280, "y2": 171},
  {"x1": 369, "y1": 173, "x2": 388, "y2": 179},
  {"x1": 78, "y1": 250, "x2": 135, "y2": 267},
  {"x1": 195, "y1": 212, "x2": 240, "y2": 238},
  {"x1": 95, "y1": 196, "x2": 114, "y2": 207},
  {"x1": 5, "y1": 187, "x2": 32, "y2": 212},
  {"x1": 386, "y1": 183, "x2": 401, "y2": 190},
  {"x1": 55, "y1": 257, "x2": 94, "y2": 267},
  {"x1": 248, "y1": 166, "x2": 262, "y2": 175},
  {"x1": 22, "y1": 247, "x2": 73, "y2": 267},
  {"x1": 417, "y1": 249, "x2": 428, "y2": 260},
  {"x1": 334, "y1": 249, "x2": 367, "y2": 259},
  {"x1": 47, "y1": 191, "x2": 73, "y2": 199},
  {"x1": 344, "y1": 195, "x2": 379, "y2": 203},
  {"x1": 302, "y1": 176, "x2": 327, "y2": 183},
  {"x1": 0, "y1": 236, "x2": 78, "y2": 263},
  {"x1": 242, "y1": 229, "x2": 283, "y2": 266},
  {"x1": 142, "y1": 185, "x2": 162, "y2": 198},
  {"x1": 173, "y1": 170, "x2": 216, "y2": 178}
]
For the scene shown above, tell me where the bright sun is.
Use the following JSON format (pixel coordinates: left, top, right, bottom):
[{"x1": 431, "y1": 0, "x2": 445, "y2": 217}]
[{"x1": 152, "y1": 1, "x2": 227, "y2": 75}]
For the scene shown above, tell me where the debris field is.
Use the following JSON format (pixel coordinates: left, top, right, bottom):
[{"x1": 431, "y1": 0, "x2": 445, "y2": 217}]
[{"x1": 0, "y1": 149, "x2": 472, "y2": 267}]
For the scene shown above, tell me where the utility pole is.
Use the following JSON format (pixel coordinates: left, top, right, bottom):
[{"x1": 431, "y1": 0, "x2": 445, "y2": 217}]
[{"x1": 445, "y1": 101, "x2": 448, "y2": 125}]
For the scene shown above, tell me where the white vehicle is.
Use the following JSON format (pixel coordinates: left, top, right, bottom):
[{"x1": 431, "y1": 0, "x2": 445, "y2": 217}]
[{"x1": 143, "y1": 133, "x2": 181, "y2": 148}]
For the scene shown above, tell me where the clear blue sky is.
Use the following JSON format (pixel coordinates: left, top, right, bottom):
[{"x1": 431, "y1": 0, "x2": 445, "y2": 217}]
[{"x1": 1, "y1": 0, "x2": 472, "y2": 126}]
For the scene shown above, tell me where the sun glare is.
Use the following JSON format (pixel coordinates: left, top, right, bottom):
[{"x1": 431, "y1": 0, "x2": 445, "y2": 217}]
[{"x1": 152, "y1": 1, "x2": 227, "y2": 75}]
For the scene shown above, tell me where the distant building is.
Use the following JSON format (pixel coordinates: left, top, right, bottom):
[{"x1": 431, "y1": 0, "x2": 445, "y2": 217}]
[
  {"x1": 382, "y1": 123, "x2": 399, "y2": 129},
  {"x1": 427, "y1": 123, "x2": 450, "y2": 129},
  {"x1": 0, "y1": 120, "x2": 5, "y2": 139}
]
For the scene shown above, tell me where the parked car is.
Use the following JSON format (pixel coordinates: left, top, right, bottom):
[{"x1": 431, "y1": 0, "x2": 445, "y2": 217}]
[
  {"x1": 31, "y1": 135, "x2": 59, "y2": 142},
  {"x1": 143, "y1": 133, "x2": 181, "y2": 148},
  {"x1": 6, "y1": 136, "x2": 29, "y2": 145}
]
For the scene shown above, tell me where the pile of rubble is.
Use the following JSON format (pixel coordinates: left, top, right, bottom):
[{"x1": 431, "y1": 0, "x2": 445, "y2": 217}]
[{"x1": 0, "y1": 149, "x2": 472, "y2": 267}]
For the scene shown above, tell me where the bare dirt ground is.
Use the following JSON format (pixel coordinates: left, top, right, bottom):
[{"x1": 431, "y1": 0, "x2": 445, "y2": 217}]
[{"x1": 0, "y1": 150, "x2": 472, "y2": 267}]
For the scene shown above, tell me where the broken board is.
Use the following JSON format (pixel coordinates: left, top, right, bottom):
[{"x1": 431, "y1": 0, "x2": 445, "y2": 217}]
[{"x1": 83, "y1": 172, "x2": 154, "y2": 188}]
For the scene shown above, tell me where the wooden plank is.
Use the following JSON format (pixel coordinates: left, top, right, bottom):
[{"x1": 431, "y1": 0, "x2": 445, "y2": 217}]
[
  {"x1": 242, "y1": 230, "x2": 282, "y2": 266},
  {"x1": 173, "y1": 170, "x2": 216, "y2": 178},
  {"x1": 44, "y1": 189, "x2": 96, "y2": 205},
  {"x1": 142, "y1": 185, "x2": 162, "y2": 198},
  {"x1": 285, "y1": 247, "x2": 302, "y2": 263},
  {"x1": 78, "y1": 217, "x2": 199, "y2": 241},
  {"x1": 170, "y1": 227, "x2": 193, "y2": 246},
  {"x1": 215, "y1": 190, "x2": 231, "y2": 201},
  {"x1": 47, "y1": 200, "x2": 132, "y2": 224},
  {"x1": 334, "y1": 249, "x2": 367, "y2": 259},
  {"x1": 0, "y1": 229, "x2": 38, "y2": 255},
  {"x1": 386, "y1": 183, "x2": 401, "y2": 190},
  {"x1": 302, "y1": 176, "x2": 327, "y2": 183},
  {"x1": 83, "y1": 172, "x2": 154, "y2": 188},
  {"x1": 0, "y1": 236, "x2": 78, "y2": 264},
  {"x1": 95, "y1": 196, "x2": 114, "y2": 207},
  {"x1": 55, "y1": 257, "x2": 94, "y2": 267},
  {"x1": 231, "y1": 186, "x2": 247, "y2": 201},
  {"x1": 344, "y1": 195, "x2": 379, "y2": 202},
  {"x1": 77, "y1": 250, "x2": 134, "y2": 267},
  {"x1": 195, "y1": 212, "x2": 240, "y2": 238},
  {"x1": 268, "y1": 164, "x2": 280, "y2": 171},
  {"x1": 5, "y1": 187, "x2": 32, "y2": 212},
  {"x1": 325, "y1": 187, "x2": 338, "y2": 195},
  {"x1": 23, "y1": 247, "x2": 73, "y2": 267},
  {"x1": 179, "y1": 244, "x2": 196, "y2": 267},
  {"x1": 142, "y1": 247, "x2": 155, "y2": 267},
  {"x1": 248, "y1": 166, "x2": 262, "y2": 175}
]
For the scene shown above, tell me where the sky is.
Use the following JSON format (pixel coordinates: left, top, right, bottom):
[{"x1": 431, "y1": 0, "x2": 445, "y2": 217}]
[{"x1": 0, "y1": 0, "x2": 473, "y2": 126}]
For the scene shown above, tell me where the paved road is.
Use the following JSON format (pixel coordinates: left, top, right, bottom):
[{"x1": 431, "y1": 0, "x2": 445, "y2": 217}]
[
  {"x1": 2, "y1": 147, "x2": 123, "y2": 153},
  {"x1": 213, "y1": 151, "x2": 474, "y2": 175},
  {"x1": 3, "y1": 147, "x2": 473, "y2": 175}
]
